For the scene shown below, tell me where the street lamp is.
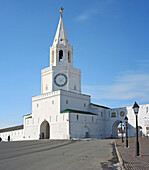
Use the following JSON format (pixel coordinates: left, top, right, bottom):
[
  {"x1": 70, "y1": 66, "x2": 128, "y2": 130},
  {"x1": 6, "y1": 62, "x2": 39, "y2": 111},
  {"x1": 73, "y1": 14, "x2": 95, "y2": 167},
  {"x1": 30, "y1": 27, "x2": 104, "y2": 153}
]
[
  {"x1": 124, "y1": 116, "x2": 128, "y2": 148},
  {"x1": 120, "y1": 121, "x2": 124, "y2": 143},
  {"x1": 132, "y1": 102, "x2": 140, "y2": 156}
]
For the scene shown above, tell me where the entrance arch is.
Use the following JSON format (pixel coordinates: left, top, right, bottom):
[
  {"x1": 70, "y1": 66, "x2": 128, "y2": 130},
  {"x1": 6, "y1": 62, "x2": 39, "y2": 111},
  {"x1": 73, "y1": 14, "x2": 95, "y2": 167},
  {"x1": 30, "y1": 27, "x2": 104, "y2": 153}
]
[
  {"x1": 112, "y1": 120, "x2": 122, "y2": 138},
  {"x1": 40, "y1": 121, "x2": 50, "y2": 139}
]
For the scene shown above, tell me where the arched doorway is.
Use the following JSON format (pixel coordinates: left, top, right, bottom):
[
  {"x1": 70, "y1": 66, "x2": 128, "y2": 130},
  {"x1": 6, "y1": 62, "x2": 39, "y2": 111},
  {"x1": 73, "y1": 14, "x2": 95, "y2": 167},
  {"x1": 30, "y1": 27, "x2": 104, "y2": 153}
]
[
  {"x1": 84, "y1": 126, "x2": 90, "y2": 138},
  {"x1": 40, "y1": 121, "x2": 50, "y2": 139},
  {"x1": 112, "y1": 120, "x2": 122, "y2": 138}
]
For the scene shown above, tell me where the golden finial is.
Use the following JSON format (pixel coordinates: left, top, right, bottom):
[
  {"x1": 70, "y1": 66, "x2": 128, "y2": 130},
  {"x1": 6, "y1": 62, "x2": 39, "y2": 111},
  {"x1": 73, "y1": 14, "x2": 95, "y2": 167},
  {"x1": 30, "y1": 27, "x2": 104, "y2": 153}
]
[{"x1": 60, "y1": 7, "x2": 64, "y2": 16}]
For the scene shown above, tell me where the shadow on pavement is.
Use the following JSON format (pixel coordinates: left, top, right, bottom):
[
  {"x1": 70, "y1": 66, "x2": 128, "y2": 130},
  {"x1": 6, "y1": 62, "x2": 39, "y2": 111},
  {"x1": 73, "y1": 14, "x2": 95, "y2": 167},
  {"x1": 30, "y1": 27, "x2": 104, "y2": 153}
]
[{"x1": 101, "y1": 143, "x2": 121, "y2": 170}]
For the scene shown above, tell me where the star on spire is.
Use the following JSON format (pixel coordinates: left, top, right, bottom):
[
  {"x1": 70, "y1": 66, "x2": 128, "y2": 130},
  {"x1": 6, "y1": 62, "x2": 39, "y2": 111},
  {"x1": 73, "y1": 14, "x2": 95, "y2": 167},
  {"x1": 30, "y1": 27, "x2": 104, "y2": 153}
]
[{"x1": 60, "y1": 7, "x2": 64, "y2": 17}]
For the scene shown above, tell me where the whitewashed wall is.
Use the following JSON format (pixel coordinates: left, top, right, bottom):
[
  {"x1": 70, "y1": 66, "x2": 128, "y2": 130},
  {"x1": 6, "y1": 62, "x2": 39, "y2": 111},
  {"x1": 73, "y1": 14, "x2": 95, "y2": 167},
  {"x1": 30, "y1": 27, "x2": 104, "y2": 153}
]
[
  {"x1": 0, "y1": 129, "x2": 24, "y2": 141},
  {"x1": 23, "y1": 90, "x2": 70, "y2": 139},
  {"x1": 104, "y1": 104, "x2": 149, "y2": 138},
  {"x1": 60, "y1": 90, "x2": 91, "y2": 112}
]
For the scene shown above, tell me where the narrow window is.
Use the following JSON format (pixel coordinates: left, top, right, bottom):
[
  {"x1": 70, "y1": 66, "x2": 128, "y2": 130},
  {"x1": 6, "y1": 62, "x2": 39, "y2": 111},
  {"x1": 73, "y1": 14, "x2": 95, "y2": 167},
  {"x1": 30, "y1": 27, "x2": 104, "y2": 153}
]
[
  {"x1": 68, "y1": 51, "x2": 71, "y2": 63},
  {"x1": 37, "y1": 104, "x2": 39, "y2": 107},
  {"x1": 74, "y1": 85, "x2": 76, "y2": 90},
  {"x1": 146, "y1": 107, "x2": 148, "y2": 113},
  {"x1": 111, "y1": 112, "x2": 116, "y2": 117},
  {"x1": 52, "y1": 51, "x2": 54, "y2": 64},
  {"x1": 101, "y1": 112, "x2": 103, "y2": 117},
  {"x1": 56, "y1": 115, "x2": 58, "y2": 122},
  {"x1": 92, "y1": 116, "x2": 94, "y2": 122},
  {"x1": 59, "y1": 50, "x2": 63, "y2": 62},
  {"x1": 66, "y1": 100, "x2": 68, "y2": 104},
  {"x1": 52, "y1": 100, "x2": 54, "y2": 105},
  {"x1": 77, "y1": 115, "x2": 79, "y2": 120},
  {"x1": 84, "y1": 103, "x2": 86, "y2": 107}
]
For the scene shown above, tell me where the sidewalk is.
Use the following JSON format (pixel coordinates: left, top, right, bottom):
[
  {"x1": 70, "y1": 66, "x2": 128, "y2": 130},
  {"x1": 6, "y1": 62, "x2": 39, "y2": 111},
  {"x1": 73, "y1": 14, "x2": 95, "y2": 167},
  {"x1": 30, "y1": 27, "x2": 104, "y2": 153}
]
[{"x1": 115, "y1": 137, "x2": 149, "y2": 170}]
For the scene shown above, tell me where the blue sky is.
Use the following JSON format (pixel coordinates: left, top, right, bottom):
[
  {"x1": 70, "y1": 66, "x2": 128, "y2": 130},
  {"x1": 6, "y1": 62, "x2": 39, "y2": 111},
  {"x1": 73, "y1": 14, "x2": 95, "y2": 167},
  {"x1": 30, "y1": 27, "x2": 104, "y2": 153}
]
[{"x1": 0, "y1": 0, "x2": 149, "y2": 128}]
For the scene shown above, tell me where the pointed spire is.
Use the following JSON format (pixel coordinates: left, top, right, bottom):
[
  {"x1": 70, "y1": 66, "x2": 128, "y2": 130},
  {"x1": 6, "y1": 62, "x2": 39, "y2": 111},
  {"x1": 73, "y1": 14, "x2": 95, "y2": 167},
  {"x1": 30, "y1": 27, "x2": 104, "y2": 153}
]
[{"x1": 53, "y1": 8, "x2": 70, "y2": 46}]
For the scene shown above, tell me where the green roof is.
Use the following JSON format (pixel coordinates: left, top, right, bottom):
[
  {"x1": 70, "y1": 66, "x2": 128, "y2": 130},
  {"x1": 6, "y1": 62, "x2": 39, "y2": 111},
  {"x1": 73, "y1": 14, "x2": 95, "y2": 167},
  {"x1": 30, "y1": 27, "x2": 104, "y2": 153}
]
[
  {"x1": 25, "y1": 116, "x2": 32, "y2": 119},
  {"x1": 23, "y1": 113, "x2": 32, "y2": 117},
  {"x1": 90, "y1": 103, "x2": 110, "y2": 109},
  {"x1": 61, "y1": 109, "x2": 97, "y2": 115}
]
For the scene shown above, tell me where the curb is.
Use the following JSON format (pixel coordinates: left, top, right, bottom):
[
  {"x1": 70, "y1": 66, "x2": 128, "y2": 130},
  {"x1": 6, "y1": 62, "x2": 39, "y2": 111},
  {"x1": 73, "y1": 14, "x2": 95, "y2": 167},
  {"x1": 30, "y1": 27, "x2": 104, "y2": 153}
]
[{"x1": 114, "y1": 141, "x2": 125, "y2": 170}]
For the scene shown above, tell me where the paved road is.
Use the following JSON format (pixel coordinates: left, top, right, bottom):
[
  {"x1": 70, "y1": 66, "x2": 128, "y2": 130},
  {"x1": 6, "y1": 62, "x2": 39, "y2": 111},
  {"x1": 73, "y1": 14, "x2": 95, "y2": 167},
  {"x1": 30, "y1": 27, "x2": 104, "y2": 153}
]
[{"x1": 0, "y1": 139, "x2": 118, "y2": 170}]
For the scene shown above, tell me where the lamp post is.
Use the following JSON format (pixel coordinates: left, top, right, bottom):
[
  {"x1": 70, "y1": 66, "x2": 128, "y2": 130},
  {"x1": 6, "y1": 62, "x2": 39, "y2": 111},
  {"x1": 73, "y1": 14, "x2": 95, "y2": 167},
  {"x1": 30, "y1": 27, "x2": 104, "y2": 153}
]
[
  {"x1": 125, "y1": 116, "x2": 128, "y2": 148},
  {"x1": 120, "y1": 121, "x2": 124, "y2": 143},
  {"x1": 132, "y1": 102, "x2": 140, "y2": 156}
]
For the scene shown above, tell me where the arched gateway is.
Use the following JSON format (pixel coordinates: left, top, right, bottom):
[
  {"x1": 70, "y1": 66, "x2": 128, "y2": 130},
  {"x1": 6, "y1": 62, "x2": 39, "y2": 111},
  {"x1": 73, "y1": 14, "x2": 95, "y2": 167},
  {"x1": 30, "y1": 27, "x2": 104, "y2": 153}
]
[
  {"x1": 40, "y1": 121, "x2": 50, "y2": 139},
  {"x1": 112, "y1": 120, "x2": 121, "y2": 138}
]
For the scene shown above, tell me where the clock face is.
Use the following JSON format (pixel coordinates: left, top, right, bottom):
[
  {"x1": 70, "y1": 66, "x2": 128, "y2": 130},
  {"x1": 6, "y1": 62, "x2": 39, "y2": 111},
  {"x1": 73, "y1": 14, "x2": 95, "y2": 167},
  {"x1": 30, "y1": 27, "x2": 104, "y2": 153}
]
[
  {"x1": 54, "y1": 73, "x2": 67, "y2": 87},
  {"x1": 120, "y1": 111, "x2": 125, "y2": 117}
]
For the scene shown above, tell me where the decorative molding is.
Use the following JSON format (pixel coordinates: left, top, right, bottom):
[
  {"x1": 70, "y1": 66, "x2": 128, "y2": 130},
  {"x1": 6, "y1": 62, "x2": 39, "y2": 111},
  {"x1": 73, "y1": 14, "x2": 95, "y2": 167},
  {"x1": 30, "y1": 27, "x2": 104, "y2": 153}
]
[
  {"x1": 32, "y1": 91, "x2": 60, "y2": 101},
  {"x1": 60, "y1": 90, "x2": 90, "y2": 100}
]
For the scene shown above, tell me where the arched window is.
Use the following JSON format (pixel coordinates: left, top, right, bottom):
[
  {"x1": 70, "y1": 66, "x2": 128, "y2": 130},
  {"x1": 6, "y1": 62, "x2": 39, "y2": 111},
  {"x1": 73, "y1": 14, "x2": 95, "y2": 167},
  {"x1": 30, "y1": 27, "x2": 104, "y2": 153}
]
[
  {"x1": 68, "y1": 51, "x2": 71, "y2": 63},
  {"x1": 59, "y1": 50, "x2": 63, "y2": 62}
]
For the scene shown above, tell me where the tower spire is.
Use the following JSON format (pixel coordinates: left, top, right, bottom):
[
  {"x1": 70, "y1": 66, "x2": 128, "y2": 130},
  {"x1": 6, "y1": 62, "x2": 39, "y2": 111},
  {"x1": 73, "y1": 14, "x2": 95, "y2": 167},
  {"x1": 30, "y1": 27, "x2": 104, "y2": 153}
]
[{"x1": 52, "y1": 7, "x2": 70, "y2": 46}]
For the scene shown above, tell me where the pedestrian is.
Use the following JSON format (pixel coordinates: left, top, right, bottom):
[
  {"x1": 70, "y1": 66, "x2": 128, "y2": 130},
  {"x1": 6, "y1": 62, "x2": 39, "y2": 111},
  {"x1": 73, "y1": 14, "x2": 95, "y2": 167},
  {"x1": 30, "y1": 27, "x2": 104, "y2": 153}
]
[{"x1": 8, "y1": 135, "x2": 10, "y2": 142}]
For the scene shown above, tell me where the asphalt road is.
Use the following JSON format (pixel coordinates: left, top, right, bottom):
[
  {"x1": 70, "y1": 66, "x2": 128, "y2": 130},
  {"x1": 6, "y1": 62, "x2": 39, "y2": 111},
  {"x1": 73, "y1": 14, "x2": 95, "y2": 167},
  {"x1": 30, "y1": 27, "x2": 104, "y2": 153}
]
[{"x1": 0, "y1": 139, "x2": 117, "y2": 170}]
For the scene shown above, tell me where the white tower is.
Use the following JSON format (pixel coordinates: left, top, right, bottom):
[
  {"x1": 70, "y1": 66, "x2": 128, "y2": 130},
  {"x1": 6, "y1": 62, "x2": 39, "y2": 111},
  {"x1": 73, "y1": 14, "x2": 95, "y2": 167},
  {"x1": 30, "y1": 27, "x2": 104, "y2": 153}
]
[{"x1": 41, "y1": 9, "x2": 81, "y2": 94}]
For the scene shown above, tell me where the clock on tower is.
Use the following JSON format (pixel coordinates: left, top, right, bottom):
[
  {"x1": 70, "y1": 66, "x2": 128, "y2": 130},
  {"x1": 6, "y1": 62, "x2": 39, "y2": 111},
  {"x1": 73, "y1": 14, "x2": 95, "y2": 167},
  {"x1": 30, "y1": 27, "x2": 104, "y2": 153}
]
[{"x1": 41, "y1": 9, "x2": 81, "y2": 94}]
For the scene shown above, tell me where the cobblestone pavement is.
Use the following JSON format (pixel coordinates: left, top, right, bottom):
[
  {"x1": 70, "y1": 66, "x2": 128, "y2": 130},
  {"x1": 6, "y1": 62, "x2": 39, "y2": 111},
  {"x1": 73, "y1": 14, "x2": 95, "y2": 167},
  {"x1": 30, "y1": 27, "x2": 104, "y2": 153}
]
[{"x1": 115, "y1": 137, "x2": 149, "y2": 170}]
